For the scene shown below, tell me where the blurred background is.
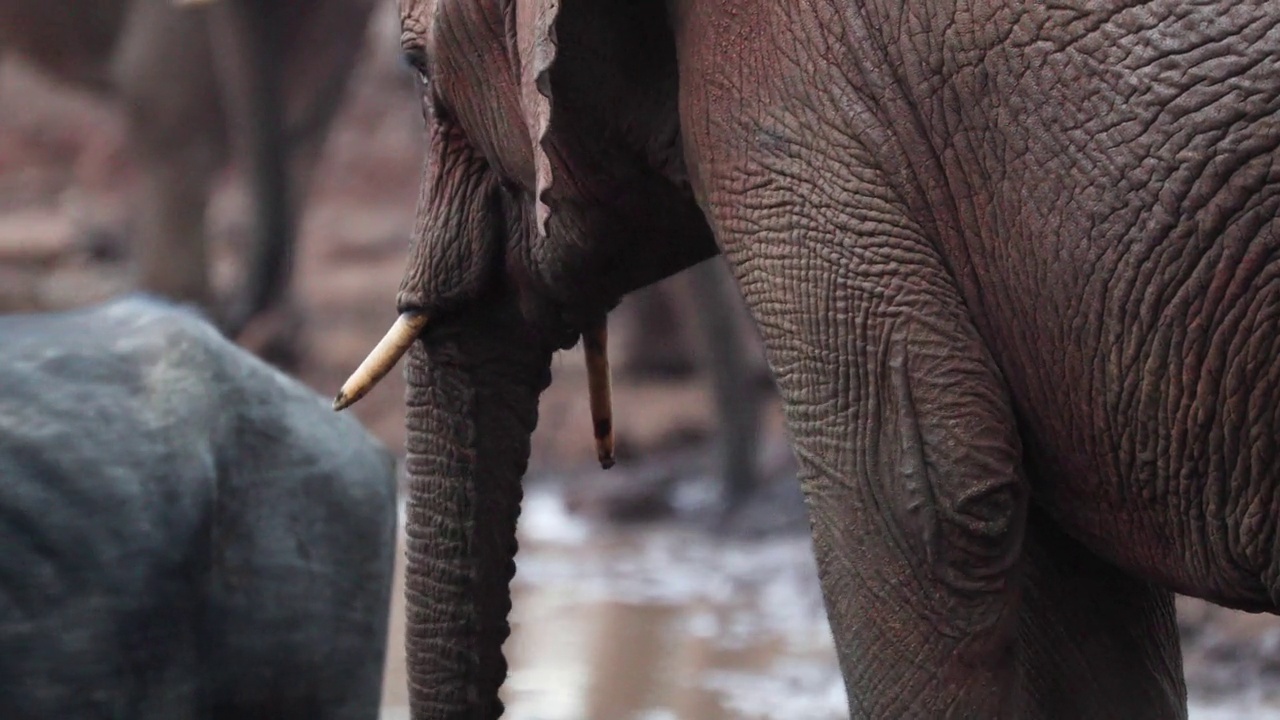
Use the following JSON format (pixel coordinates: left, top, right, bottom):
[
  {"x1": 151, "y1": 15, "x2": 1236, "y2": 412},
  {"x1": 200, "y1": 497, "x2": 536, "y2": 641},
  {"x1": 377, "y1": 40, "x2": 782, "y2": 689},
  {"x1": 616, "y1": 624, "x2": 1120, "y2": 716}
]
[{"x1": 2, "y1": 2, "x2": 1279, "y2": 717}]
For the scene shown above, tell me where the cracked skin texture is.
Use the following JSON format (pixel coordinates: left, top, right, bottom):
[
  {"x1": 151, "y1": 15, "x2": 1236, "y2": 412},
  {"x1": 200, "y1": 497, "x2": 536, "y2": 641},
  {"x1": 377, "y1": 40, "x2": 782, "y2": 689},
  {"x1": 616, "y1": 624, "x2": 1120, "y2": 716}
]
[{"x1": 394, "y1": 0, "x2": 1280, "y2": 717}]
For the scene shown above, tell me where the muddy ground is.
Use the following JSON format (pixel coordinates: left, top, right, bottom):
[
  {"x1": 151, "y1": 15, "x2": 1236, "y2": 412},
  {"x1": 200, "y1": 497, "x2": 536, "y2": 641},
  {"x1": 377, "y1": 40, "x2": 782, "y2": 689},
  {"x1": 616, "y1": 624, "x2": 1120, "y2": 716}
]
[{"x1": 3, "y1": 7, "x2": 1280, "y2": 717}]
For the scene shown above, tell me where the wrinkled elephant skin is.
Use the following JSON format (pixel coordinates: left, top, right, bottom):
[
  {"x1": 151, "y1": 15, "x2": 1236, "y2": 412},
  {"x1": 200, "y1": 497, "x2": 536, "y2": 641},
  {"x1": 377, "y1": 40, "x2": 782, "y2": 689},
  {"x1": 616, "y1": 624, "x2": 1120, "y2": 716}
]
[{"x1": 381, "y1": 0, "x2": 1280, "y2": 718}]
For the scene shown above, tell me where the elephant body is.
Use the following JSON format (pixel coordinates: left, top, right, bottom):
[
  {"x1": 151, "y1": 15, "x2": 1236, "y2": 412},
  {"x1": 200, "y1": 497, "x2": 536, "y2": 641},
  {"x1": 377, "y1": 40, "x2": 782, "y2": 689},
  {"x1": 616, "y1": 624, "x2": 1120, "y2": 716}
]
[
  {"x1": 0, "y1": 296, "x2": 398, "y2": 719},
  {"x1": 669, "y1": 2, "x2": 1280, "y2": 714},
  {"x1": 376, "y1": 0, "x2": 1280, "y2": 717},
  {"x1": 0, "y1": 0, "x2": 377, "y2": 347}
]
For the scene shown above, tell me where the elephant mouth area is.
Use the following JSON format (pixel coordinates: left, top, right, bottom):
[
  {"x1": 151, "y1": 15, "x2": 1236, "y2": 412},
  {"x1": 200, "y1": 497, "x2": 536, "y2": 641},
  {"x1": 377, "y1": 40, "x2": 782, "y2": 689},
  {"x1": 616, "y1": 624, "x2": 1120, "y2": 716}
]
[{"x1": 396, "y1": 264, "x2": 595, "y2": 356}]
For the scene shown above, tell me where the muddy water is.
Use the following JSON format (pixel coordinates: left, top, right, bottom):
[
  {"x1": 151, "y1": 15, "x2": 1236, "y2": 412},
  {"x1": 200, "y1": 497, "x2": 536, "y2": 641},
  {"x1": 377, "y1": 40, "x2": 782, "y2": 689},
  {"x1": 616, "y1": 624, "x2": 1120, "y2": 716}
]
[
  {"x1": 381, "y1": 485, "x2": 1280, "y2": 720},
  {"x1": 501, "y1": 487, "x2": 842, "y2": 720}
]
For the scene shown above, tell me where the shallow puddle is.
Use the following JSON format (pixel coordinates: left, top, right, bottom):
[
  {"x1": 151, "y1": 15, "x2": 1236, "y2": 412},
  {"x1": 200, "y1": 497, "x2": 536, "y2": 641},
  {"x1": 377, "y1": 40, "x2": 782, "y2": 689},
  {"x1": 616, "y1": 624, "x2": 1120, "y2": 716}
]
[
  {"x1": 384, "y1": 485, "x2": 1280, "y2": 720},
  {"x1": 502, "y1": 487, "x2": 843, "y2": 720}
]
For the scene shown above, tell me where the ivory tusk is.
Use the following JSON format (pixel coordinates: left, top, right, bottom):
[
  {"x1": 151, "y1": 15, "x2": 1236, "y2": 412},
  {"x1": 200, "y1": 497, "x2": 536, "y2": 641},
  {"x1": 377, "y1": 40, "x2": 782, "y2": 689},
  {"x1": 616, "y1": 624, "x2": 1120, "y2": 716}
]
[
  {"x1": 333, "y1": 311, "x2": 428, "y2": 411},
  {"x1": 583, "y1": 319, "x2": 615, "y2": 470}
]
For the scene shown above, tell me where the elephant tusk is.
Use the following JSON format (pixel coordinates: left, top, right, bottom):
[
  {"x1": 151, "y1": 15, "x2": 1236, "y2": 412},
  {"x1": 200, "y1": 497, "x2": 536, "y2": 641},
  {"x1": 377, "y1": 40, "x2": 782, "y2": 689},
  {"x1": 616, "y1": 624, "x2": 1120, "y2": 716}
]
[
  {"x1": 333, "y1": 311, "x2": 428, "y2": 411},
  {"x1": 583, "y1": 319, "x2": 615, "y2": 470}
]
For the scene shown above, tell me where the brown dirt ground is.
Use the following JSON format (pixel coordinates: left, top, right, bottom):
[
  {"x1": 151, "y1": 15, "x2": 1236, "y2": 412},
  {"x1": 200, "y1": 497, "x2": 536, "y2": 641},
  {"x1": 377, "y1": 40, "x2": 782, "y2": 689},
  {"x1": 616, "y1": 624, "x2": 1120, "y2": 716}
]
[{"x1": 3, "y1": 7, "x2": 1280, "y2": 711}]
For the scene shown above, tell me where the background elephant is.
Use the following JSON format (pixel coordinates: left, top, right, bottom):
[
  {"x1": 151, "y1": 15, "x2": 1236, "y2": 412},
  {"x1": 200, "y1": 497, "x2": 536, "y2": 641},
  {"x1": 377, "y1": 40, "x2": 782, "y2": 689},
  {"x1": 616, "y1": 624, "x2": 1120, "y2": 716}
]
[
  {"x1": 0, "y1": 0, "x2": 377, "y2": 360},
  {"x1": 350, "y1": 0, "x2": 1280, "y2": 718},
  {"x1": 0, "y1": 295, "x2": 398, "y2": 719},
  {"x1": 593, "y1": 257, "x2": 783, "y2": 518}
]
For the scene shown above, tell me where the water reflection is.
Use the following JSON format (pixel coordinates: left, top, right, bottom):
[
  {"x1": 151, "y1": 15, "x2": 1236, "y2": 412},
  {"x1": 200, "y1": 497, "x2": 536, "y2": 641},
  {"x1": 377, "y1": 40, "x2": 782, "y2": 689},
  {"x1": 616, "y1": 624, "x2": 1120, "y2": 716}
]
[
  {"x1": 501, "y1": 486, "x2": 846, "y2": 720},
  {"x1": 383, "y1": 485, "x2": 1280, "y2": 720}
]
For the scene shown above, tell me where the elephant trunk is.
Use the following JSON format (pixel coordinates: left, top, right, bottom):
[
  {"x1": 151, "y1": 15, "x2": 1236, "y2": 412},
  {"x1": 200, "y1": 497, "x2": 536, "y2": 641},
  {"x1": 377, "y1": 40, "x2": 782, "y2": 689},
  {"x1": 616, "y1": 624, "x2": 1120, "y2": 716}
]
[
  {"x1": 402, "y1": 328, "x2": 550, "y2": 719},
  {"x1": 205, "y1": 0, "x2": 293, "y2": 336}
]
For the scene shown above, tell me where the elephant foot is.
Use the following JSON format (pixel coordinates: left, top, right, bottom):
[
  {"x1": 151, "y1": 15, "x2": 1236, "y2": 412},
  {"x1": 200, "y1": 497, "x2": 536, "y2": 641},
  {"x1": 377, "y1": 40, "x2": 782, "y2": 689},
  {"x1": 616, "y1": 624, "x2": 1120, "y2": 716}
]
[
  {"x1": 233, "y1": 301, "x2": 308, "y2": 372},
  {"x1": 704, "y1": 479, "x2": 808, "y2": 539},
  {"x1": 703, "y1": 440, "x2": 805, "y2": 539}
]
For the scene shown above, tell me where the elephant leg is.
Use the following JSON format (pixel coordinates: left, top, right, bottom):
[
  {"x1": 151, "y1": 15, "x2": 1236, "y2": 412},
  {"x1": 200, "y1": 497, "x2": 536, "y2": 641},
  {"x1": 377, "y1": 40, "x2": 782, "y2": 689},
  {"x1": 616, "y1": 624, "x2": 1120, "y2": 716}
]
[
  {"x1": 203, "y1": 0, "x2": 290, "y2": 335},
  {"x1": 717, "y1": 230, "x2": 1029, "y2": 716},
  {"x1": 208, "y1": 0, "x2": 375, "y2": 359},
  {"x1": 686, "y1": 257, "x2": 764, "y2": 510},
  {"x1": 110, "y1": 0, "x2": 225, "y2": 314},
  {"x1": 275, "y1": 0, "x2": 377, "y2": 206},
  {"x1": 1016, "y1": 509, "x2": 1186, "y2": 718},
  {"x1": 614, "y1": 278, "x2": 701, "y2": 379},
  {"x1": 689, "y1": 117, "x2": 1037, "y2": 711},
  {"x1": 725, "y1": 198, "x2": 1184, "y2": 717}
]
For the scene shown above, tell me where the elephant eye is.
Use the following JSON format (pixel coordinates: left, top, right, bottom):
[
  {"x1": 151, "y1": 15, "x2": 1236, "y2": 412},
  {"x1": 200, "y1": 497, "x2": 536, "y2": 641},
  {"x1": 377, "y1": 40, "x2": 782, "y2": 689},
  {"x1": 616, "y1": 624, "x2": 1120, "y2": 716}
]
[
  {"x1": 402, "y1": 44, "x2": 432, "y2": 87},
  {"x1": 402, "y1": 46, "x2": 446, "y2": 122}
]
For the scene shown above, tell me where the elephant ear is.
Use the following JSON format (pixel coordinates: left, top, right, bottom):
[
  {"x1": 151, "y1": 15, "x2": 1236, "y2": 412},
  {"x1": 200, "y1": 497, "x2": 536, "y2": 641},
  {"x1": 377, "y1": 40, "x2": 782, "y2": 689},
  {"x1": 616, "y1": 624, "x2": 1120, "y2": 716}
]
[{"x1": 516, "y1": 0, "x2": 560, "y2": 238}]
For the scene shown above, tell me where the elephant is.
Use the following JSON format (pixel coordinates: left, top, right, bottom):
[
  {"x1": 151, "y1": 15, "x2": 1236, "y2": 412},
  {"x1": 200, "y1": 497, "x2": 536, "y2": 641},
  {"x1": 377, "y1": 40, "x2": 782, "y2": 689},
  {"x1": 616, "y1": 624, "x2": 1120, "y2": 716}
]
[
  {"x1": 614, "y1": 257, "x2": 778, "y2": 512},
  {"x1": 0, "y1": 0, "x2": 378, "y2": 357},
  {"x1": 336, "y1": 0, "x2": 1280, "y2": 717},
  {"x1": 0, "y1": 295, "x2": 398, "y2": 719}
]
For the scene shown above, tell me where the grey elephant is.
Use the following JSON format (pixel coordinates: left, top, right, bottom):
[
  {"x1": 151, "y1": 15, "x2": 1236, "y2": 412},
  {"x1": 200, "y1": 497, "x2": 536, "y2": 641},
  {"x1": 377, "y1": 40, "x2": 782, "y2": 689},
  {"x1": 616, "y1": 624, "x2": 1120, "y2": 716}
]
[
  {"x1": 336, "y1": 0, "x2": 1280, "y2": 717},
  {"x1": 616, "y1": 257, "x2": 778, "y2": 513},
  {"x1": 0, "y1": 295, "x2": 398, "y2": 719},
  {"x1": 0, "y1": 0, "x2": 377, "y2": 350}
]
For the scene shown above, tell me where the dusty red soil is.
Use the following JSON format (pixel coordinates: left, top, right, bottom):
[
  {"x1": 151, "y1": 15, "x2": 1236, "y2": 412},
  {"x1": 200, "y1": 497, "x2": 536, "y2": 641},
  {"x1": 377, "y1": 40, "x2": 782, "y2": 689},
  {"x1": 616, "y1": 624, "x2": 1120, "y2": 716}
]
[{"x1": 3, "y1": 8, "x2": 1280, "y2": 711}]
